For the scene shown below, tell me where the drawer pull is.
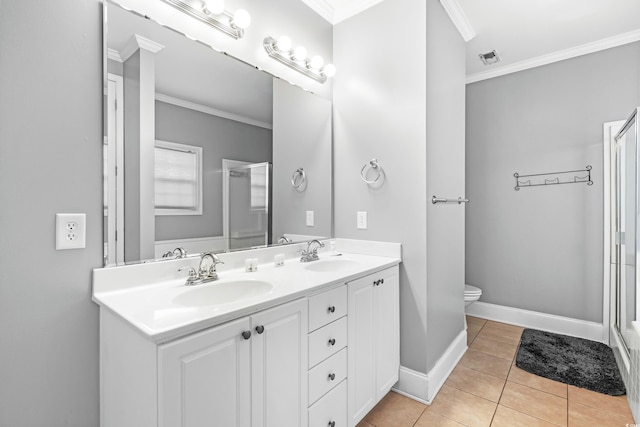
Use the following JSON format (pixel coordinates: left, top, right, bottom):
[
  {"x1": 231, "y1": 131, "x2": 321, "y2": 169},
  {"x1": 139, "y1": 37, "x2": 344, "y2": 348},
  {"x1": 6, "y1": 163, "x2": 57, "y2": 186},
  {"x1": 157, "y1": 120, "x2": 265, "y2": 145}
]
[
  {"x1": 241, "y1": 330, "x2": 252, "y2": 340},
  {"x1": 328, "y1": 422, "x2": 335, "y2": 427},
  {"x1": 327, "y1": 305, "x2": 336, "y2": 313},
  {"x1": 255, "y1": 325, "x2": 265, "y2": 334},
  {"x1": 328, "y1": 338, "x2": 336, "y2": 346},
  {"x1": 328, "y1": 373, "x2": 336, "y2": 381}
]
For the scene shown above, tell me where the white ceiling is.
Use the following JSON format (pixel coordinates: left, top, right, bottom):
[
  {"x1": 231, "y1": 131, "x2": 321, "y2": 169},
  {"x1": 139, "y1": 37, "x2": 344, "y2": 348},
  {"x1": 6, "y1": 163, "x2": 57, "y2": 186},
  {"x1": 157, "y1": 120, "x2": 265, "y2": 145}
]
[{"x1": 302, "y1": 0, "x2": 640, "y2": 82}]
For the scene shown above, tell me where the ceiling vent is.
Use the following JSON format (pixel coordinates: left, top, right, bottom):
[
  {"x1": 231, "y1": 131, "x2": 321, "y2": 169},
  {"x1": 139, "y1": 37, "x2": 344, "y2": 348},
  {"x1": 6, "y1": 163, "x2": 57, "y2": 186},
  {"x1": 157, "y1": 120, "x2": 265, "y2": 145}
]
[{"x1": 479, "y1": 50, "x2": 500, "y2": 66}]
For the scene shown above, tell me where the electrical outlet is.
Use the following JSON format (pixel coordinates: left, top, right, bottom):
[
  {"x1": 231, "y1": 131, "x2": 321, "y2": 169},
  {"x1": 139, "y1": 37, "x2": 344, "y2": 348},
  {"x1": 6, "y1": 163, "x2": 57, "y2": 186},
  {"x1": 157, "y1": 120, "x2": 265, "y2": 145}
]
[
  {"x1": 56, "y1": 213, "x2": 86, "y2": 250},
  {"x1": 306, "y1": 210, "x2": 314, "y2": 227},
  {"x1": 357, "y1": 211, "x2": 367, "y2": 229}
]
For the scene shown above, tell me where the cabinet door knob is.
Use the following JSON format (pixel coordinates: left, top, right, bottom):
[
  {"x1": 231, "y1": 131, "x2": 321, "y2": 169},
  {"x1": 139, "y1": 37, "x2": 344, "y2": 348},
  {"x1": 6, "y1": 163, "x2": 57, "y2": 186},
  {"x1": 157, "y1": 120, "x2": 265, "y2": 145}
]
[
  {"x1": 328, "y1": 373, "x2": 335, "y2": 381},
  {"x1": 328, "y1": 422, "x2": 335, "y2": 427},
  {"x1": 327, "y1": 305, "x2": 336, "y2": 313},
  {"x1": 241, "y1": 330, "x2": 252, "y2": 340},
  {"x1": 328, "y1": 338, "x2": 336, "y2": 346},
  {"x1": 255, "y1": 325, "x2": 265, "y2": 334}
]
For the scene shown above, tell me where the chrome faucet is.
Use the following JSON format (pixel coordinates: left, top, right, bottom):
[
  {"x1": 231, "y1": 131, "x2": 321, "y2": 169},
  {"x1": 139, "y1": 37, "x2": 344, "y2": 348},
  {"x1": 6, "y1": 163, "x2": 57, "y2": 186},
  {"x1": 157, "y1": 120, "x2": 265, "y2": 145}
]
[
  {"x1": 178, "y1": 252, "x2": 224, "y2": 286},
  {"x1": 300, "y1": 239, "x2": 325, "y2": 262},
  {"x1": 277, "y1": 235, "x2": 292, "y2": 244},
  {"x1": 163, "y1": 247, "x2": 187, "y2": 259}
]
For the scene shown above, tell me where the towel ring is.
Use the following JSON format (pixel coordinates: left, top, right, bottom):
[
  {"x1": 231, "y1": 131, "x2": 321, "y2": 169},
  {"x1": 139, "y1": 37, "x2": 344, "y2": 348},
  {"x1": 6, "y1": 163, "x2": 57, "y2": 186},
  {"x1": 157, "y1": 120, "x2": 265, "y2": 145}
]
[
  {"x1": 360, "y1": 158, "x2": 383, "y2": 184},
  {"x1": 291, "y1": 168, "x2": 306, "y2": 188}
]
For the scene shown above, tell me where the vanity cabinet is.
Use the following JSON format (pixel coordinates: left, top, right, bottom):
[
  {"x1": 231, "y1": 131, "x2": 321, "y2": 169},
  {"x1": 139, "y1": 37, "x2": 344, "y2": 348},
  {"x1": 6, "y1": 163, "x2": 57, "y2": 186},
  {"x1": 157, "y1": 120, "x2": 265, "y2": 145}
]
[
  {"x1": 159, "y1": 298, "x2": 308, "y2": 427},
  {"x1": 347, "y1": 266, "x2": 400, "y2": 427},
  {"x1": 307, "y1": 286, "x2": 348, "y2": 427},
  {"x1": 98, "y1": 261, "x2": 401, "y2": 427}
]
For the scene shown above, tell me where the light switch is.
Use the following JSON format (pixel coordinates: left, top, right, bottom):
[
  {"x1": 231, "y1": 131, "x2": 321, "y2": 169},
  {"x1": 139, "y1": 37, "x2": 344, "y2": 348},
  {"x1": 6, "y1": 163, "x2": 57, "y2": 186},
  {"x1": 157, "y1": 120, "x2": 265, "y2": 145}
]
[
  {"x1": 357, "y1": 211, "x2": 367, "y2": 230},
  {"x1": 306, "y1": 210, "x2": 314, "y2": 227}
]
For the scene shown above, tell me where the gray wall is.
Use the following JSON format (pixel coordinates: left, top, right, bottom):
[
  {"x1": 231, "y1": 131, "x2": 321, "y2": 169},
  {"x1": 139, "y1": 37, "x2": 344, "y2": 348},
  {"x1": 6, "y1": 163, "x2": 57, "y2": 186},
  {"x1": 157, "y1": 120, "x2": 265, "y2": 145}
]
[
  {"x1": 0, "y1": 0, "x2": 329, "y2": 425},
  {"x1": 0, "y1": 1, "x2": 103, "y2": 426},
  {"x1": 466, "y1": 42, "x2": 640, "y2": 322},
  {"x1": 155, "y1": 101, "x2": 272, "y2": 241},
  {"x1": 425, "y1": 0, "x2": 467, "y2": 369},
  {"x1": 272, "y1": 78, "x2": 332, "y2": 240},
  {"x1": 334, "y1": 0, "x2": 466, "y2": 375}
]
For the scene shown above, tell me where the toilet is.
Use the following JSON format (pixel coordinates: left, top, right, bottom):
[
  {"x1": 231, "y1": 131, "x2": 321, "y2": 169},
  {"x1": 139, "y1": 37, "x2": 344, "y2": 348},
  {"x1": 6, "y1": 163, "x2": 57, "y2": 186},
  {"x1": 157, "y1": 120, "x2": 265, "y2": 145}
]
[{"x1": 464, "y1": 284, "x2": 482, "y2": 329}]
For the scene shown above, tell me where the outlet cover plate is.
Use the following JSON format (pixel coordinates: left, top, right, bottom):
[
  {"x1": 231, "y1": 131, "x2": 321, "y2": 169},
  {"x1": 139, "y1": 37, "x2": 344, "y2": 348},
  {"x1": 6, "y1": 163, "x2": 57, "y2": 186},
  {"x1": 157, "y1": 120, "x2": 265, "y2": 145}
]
[
  {"x1": 56, "y1": 213, "x2": 86, "y2": 250},
  {"x1": 357, "y1": 211, "x2": 367, "y2": 229}
]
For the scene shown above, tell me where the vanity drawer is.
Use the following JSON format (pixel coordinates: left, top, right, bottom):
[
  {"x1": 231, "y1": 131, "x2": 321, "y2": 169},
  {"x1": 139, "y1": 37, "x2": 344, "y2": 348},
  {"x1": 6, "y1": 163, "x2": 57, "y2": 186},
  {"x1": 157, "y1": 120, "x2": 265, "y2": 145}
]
[
  {"x1": 308, "y1": 285, "x2": 347, "y2": 332},
  {"x1": 309, "y1": 348, "x2": 347, "y2": 405},
  {"x1": 309, "y1": 316, "x2": 347, "y2": 368},
  {"x1": 308, "y1": 379, "x2": 347, "y2": 427}
]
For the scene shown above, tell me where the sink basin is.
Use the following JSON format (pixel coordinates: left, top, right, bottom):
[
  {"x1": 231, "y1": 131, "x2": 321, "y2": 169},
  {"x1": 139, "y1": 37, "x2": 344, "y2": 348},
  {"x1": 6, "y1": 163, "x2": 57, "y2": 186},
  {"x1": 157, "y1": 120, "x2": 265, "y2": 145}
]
[
  {"x1": 303, "y1": 258, "x2": 359, "y2": 273},
  {"x1": 173, "y1": 279, "x2": 273, "y2": 306}
]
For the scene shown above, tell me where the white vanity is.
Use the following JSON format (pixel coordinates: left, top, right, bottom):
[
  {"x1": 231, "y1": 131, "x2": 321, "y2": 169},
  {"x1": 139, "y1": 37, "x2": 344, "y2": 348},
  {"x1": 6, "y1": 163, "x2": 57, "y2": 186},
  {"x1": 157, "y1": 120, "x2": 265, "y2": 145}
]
[{"x1": 93, "y1": 239, "x2": 400, "y2": 427}]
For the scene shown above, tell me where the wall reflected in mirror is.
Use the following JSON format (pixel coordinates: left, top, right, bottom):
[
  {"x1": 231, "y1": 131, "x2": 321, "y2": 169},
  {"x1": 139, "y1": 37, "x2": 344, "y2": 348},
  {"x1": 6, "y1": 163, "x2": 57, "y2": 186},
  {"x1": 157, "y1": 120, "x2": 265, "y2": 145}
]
[{"x1": 103, "y1": 1, "x2": 332, "y2": 266}]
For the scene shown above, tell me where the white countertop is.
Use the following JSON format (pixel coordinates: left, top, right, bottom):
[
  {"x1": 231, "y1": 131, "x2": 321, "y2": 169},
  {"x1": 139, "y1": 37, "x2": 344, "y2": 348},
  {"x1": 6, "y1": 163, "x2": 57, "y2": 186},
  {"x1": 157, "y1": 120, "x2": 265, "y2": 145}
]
[{"x1": 93, "y1": 244, "x2": 401, "y2": 344}]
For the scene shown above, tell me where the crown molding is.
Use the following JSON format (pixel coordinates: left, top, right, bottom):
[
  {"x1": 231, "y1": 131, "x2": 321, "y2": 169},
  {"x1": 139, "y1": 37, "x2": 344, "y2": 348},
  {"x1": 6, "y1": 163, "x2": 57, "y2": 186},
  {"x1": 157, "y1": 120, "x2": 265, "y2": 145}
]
[
  {"x1": 301, "y1": 0, "x2": 334, "y2": 24},
  {"x1": 439, "y1": 0, "x2": 476, "y2": 42},
  {"x1": 120, "y1": 34, "x2": 165, "y2": 62},
  {"x1": 466, "y1": 29, "x2": 640, "y2": 84},
  {"x1": 107, "y1": 48, "x2": 123, "y2": 63},
  {"x1": 301, "y1": 0, "x2": 384, "y2": 25},
  {"x1": 155, "y1": 93, "x2": 272, "y2": 130}
]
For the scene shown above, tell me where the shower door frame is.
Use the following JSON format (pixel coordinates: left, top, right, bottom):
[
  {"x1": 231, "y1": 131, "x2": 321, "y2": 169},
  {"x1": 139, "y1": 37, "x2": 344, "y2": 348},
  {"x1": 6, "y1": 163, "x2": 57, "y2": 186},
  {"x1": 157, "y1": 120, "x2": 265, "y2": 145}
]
[
  {"x1": 604, "y1": 120, "x2": 625, "y2": 347},
  {"x1": 604, "y1": 111, "x2": 640, "y2": 373}
]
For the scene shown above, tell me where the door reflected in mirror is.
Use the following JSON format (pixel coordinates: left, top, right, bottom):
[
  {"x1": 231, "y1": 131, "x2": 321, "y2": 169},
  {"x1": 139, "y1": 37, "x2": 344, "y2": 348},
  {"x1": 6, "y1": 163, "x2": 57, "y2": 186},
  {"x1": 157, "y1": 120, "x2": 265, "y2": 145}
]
[{"x1": 103, "y1": 1, "x2": 332, "y2": 266}]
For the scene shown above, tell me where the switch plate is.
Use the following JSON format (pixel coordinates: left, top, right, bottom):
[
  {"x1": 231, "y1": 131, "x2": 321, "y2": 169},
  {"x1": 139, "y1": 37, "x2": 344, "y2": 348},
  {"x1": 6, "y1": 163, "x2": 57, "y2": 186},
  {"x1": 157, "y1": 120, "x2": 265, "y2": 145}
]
[
  {"x1": 357, "y1": 211, "x2": 367, "y2": 229},
  {"x1": 56, "y1": 213, "x2": 86, "y2": 250},
  {"x1": 306, "y1": 210, "x2": 314, "y2": 227}
]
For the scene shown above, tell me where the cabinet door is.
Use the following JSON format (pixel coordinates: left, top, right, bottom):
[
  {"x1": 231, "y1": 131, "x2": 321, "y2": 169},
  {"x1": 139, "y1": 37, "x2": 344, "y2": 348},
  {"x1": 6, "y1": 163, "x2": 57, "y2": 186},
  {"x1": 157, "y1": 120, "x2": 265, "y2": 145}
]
[
  {"x1": 374, "y1": 266, "x2": 400, "y2": 400},
  {"x1": 158, "y1": 317, "x2": 252, "y2": 427},
  {"x1": 347, "y1": 275, "x2": 376, "y2": 426},
  {"x1": 251, "y1": 298, "x2": 308, "y2": 427}
]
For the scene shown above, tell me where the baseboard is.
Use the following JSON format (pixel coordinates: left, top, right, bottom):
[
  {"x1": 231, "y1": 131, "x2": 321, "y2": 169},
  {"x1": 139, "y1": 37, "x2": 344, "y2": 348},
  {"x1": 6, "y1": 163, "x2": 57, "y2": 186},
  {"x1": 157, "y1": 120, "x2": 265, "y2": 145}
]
[
  {"x1": 466, "y1": 301, "x2": 604, "y2": 343},
  {"x1": 393, "y1": 329, "x2": 467, "y2": 404}
]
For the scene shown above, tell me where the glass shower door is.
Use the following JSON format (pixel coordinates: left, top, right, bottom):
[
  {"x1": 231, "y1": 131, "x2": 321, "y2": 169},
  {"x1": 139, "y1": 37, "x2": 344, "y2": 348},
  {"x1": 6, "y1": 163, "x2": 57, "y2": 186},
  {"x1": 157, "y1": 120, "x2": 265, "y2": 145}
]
[
  {"x1": 227, "y1": 162, "x2": 272, "y2": 250},
  {"x1": 615, "y1": 108, "x2": 639, "y2": 356}
]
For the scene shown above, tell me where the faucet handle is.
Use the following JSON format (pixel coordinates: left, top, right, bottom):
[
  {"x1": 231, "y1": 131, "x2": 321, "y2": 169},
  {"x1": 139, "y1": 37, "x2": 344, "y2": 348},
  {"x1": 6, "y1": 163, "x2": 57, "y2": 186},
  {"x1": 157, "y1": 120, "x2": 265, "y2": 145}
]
[{"x1": 178, "y1": 267, "x2": 198, "y2": 285}]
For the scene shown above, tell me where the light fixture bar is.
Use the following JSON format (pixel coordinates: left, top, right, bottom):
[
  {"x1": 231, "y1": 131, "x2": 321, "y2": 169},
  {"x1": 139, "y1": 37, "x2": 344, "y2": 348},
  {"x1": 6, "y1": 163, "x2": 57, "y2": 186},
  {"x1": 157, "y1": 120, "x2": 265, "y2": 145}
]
[
  {"x1": 263, "y1": 36, "x2": 328, "y2": 84},
  {"x1": 160, "y1": 0, "x2": 244, "y2": 39}
]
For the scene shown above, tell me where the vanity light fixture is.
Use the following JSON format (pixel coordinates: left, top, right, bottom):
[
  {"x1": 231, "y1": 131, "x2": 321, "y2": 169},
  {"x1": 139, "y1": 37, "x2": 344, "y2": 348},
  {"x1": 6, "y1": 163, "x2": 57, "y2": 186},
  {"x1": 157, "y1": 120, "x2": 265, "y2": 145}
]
[
  {"x1": 160, "y1": 0, "x2": 251, "y2": 39},
  {"x1": 263, "y1": 36, "x2": 336, "y2": 84}
]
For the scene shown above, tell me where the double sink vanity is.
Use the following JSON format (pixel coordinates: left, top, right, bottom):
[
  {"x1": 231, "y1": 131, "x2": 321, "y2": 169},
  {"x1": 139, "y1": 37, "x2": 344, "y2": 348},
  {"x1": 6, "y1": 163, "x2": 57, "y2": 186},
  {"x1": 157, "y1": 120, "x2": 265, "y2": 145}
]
[{"x1": 93, "y1": 239, "x2": 401, "y2": 427}]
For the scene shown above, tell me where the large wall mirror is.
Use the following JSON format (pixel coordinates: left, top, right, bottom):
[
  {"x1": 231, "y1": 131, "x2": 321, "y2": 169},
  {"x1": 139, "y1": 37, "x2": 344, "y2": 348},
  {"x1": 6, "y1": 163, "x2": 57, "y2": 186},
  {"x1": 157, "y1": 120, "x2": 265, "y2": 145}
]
[{"x1": 103, "y1": 0, "x2": 332, "y2": 266}]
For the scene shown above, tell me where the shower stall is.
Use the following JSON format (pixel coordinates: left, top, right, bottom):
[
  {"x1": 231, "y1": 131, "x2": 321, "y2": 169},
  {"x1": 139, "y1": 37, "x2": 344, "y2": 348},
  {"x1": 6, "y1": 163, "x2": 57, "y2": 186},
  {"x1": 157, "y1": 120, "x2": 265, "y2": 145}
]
[{"x1": 609, "y1": 108, "x2": 640, "y2": 410}]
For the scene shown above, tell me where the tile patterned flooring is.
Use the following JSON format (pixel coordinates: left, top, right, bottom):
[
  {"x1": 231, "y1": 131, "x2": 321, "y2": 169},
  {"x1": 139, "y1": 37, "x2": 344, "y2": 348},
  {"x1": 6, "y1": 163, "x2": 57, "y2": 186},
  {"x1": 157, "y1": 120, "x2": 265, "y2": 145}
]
[{"x1": 357, "y1": 316, "x2": 636, "y2": 427}]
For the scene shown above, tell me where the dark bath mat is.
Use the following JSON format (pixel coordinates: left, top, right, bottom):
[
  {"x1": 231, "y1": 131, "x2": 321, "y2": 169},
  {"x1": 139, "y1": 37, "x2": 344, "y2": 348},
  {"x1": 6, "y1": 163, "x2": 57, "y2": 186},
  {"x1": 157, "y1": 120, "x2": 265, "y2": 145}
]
[{"x1": 515, "y1": 328, "x2": 626, "y2": 396}]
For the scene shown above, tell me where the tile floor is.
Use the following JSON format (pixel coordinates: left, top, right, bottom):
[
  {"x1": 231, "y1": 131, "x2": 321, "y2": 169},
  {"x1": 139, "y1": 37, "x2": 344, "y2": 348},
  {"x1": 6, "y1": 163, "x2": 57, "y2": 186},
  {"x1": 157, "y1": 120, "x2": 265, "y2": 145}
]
[{"x1": 358, "y1": 316, "x2": 636, "y2": 427}]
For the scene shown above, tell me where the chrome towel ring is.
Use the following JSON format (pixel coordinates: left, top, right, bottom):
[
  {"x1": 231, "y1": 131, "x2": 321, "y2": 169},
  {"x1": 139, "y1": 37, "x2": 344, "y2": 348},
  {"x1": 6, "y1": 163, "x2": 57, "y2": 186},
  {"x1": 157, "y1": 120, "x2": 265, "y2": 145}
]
[
  {"x1": 360, "y1": 158, "x2": 383, "y2": 184},
  {"x1": 291, "y1": 168, "x2": 306, "y2": 188}
]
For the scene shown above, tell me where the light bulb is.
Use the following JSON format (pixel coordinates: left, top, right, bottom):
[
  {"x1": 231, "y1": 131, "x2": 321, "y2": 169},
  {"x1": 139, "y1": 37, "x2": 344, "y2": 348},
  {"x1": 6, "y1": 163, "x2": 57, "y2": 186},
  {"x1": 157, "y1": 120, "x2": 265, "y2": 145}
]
[
  {"x1": 203, "y1": 0, "x2": 224, "y2": 15},
  {"x1": 293, "y1": 46, "x2": 307, "y2": 61},
  {"x1": 232, "y1": 9, "x2": 251, "y2": 29},
  {"x1": 309, "y1": 55, "x2": 324, "y2": 70},
  {"x1": 322, "y1": 64, "x2": 336, "y2": 77},
  {"x1": 276, "y1": 35, "x2": 292, "y2": 52}
]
